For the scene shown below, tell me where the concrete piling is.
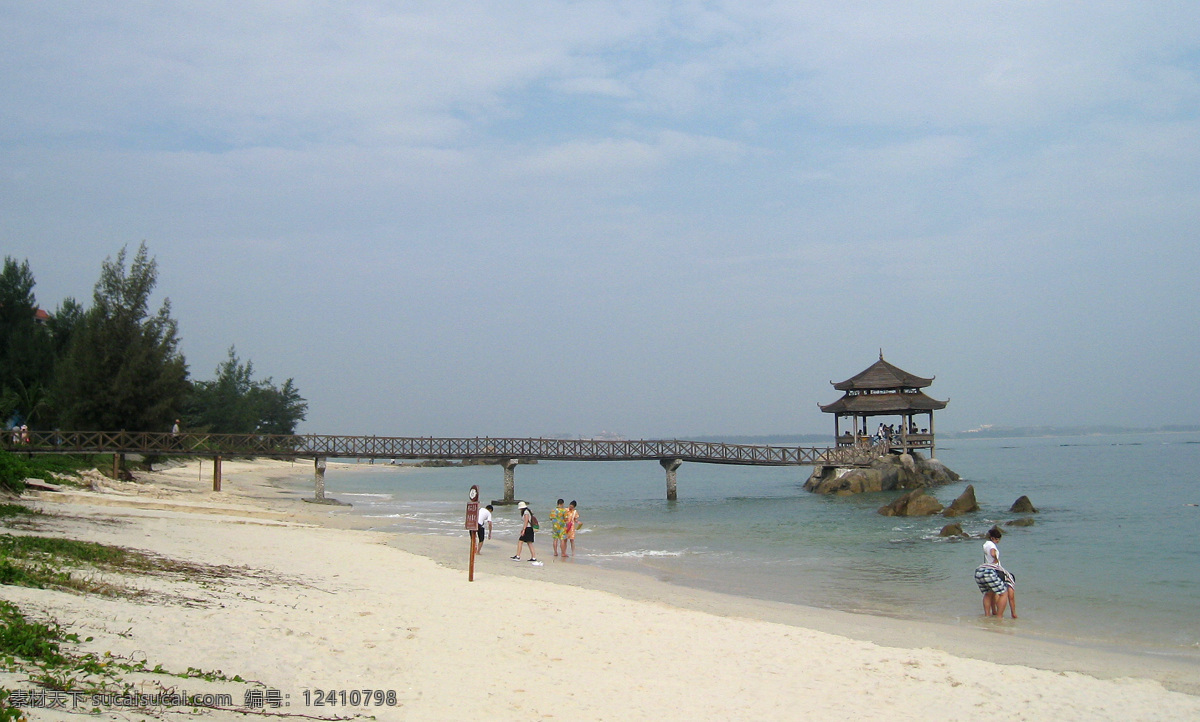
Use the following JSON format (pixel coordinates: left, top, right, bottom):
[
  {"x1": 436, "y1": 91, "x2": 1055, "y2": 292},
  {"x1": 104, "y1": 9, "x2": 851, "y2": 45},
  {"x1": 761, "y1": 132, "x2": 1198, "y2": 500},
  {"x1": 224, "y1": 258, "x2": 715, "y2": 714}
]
[{"x1": 660, "y1": 458, "x2": 682, "y2": 500}]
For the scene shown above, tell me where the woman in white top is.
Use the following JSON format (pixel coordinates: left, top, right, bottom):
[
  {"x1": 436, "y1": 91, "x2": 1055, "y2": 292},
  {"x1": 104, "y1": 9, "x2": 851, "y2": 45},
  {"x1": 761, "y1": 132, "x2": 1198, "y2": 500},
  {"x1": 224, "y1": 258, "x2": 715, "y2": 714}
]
[{"x1": 977, "y1": 528, "x2": 1017, "y2": 618}]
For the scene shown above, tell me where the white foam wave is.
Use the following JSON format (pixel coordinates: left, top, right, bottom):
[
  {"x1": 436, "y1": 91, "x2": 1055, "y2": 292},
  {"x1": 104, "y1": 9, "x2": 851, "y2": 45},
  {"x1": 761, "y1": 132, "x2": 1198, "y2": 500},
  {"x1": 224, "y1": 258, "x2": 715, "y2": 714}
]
[{"x1": 588, "y1": 549, "x2": 685, "y2": 559}]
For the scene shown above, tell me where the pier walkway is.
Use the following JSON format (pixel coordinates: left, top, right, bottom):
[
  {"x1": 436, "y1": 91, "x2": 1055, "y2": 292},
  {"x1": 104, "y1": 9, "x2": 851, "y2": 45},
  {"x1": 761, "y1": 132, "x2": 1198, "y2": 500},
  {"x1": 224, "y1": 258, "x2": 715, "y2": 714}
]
[{"x1": 8, "y1": 430, "x2": 889, "y2": 501}]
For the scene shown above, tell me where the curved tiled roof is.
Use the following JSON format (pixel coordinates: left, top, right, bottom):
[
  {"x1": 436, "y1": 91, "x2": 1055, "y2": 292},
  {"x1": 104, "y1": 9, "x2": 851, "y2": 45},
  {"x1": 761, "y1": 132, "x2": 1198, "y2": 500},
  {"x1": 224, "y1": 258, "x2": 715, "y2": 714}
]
[
  {"x1": 832, "y1": 356, "x2": 934, "y2": 391},
  {"x1": 819, "y1": 390, "x2": 948, "y2": 414}
]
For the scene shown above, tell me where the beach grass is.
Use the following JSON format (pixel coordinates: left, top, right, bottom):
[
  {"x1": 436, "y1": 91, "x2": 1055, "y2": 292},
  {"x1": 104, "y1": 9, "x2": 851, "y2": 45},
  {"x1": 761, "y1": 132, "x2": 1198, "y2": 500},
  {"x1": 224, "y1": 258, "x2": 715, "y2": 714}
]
[
  {"x1": 0, "y1": 520, "x2": 254, "y2": 714},
  {"x1": 0, "y1": 530, "x2": 252, "y2": 598},
  {"x1": 0, "y1": 503, "x2": 40, "y2": 520}
]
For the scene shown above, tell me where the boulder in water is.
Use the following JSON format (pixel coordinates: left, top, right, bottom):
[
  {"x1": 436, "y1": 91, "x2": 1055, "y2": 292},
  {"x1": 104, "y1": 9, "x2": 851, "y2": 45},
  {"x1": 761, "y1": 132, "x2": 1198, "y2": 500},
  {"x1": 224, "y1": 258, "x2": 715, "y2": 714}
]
[
  {"x1": 878, "y1": 489, "x2": 944, "y2": 517},
  {"x1": 1006, "y1": 517, "x2": 1036, "y2": 527},
  {"x1": 942, "y1": 484, "x2": 980, "y2": 517},
  {"x1": 805, "y1": 451, "x2": 961, "y2": 495},
  {"x1": 938, "y1": 522, "x2": 968, "y2": 537},
  {"x1": 979, "y1": 524, "x2": 1005, "y2": 539},
  {"x1": 1010, "y1": 495, "x2": 1038, "y2": 513}
]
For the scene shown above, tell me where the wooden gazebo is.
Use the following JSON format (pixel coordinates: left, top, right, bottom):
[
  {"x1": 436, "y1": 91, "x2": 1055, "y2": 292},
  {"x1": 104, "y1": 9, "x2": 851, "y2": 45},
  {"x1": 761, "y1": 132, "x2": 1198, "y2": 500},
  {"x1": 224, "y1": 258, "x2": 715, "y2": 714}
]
[{"x1": 819, "y1": 354, "x2": 948, "y2": 455}]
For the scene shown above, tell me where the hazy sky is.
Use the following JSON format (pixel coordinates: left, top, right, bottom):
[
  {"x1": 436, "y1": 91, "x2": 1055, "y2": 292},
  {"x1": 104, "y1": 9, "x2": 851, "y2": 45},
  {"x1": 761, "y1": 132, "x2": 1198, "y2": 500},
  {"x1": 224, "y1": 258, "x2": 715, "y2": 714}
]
[{"x1": 3, "y1": 2, "x2": 1198, "y2": 437}]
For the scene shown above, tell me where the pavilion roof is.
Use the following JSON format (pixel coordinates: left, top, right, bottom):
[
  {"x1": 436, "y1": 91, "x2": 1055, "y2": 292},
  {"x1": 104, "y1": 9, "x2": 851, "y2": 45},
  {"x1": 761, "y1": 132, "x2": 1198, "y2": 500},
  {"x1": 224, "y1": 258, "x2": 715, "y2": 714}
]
[
  {"x1": 832, "y1": 355, "x2": 935, "y2": 391},
  {"x1": 819, "y1": 390, "x2": 948, "y2": 415}
]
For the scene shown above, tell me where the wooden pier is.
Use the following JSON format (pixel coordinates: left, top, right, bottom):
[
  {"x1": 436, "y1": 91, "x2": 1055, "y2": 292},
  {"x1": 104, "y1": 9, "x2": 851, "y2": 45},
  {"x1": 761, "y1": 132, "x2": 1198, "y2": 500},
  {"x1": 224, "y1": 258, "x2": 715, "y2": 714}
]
[{"x1": 7, "y1": 430, "x2": 890, "y2": 501}]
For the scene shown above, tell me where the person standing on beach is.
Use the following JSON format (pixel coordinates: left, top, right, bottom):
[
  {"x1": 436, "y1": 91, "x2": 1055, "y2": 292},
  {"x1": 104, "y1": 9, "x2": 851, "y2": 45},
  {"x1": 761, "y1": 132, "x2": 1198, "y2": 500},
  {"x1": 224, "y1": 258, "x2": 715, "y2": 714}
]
[
  {"x1": 550, "y1": 498, "x2": 567, "y2": 556},
  {"x1": 563, "y1": 501, "x2": 579, "y2": 557},
  {"x1": 475, "y1": 504, "x2": 493, "y2": 553},
  {"x1": 975, "y1": 528, "x2": 1014, "y2": 618},
  {"x1": 512, "y1": 501, "x2": 539, "y2": 564},
  {"x1": 987, "y1": 527, "x2": 1017, "y2": 618}
]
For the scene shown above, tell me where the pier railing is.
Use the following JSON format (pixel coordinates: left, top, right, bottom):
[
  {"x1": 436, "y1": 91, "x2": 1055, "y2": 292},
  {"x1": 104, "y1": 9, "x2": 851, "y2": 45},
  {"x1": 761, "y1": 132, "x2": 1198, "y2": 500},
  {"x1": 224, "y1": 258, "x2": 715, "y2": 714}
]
[{"x1": 5, "y1": 430, "x2": 888, "y2": 468}]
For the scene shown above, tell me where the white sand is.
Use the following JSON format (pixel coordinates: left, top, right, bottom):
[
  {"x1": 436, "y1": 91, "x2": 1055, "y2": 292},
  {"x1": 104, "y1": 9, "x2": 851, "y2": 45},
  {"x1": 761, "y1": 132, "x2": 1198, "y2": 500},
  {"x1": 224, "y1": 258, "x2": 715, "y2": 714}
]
[{"x1": 3, "y1": 458, "x2": 1198, "y2": 721}]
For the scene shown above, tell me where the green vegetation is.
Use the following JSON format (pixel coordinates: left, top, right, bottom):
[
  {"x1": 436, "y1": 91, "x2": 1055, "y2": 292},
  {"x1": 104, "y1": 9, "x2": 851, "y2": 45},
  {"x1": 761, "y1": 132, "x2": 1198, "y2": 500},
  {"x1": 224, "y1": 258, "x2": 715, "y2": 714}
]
[
  {"x1": 0, "y1": 259, "x2": 55, "y2": 430},
  {"x1": 52, "y1": 244, "x2": 189, "y2": 432},
  {"x1": 1, "y1": 244, "x2": 308, "y2": 437},
  {"x1": 0, "y1": 451, "x2": 28, "y2": 494},
  {"x1": 0, "y1": 598, "x2": 249, "y2": 715},
  {"x1": 17, "y1": 453, "x2": 97, "y2": 484},
  {"x1": 183, "y1": 346, "x2": 308, "y2": 435},
  {"x1": 0, "y1": 489, "x2": 269, "y2": 717},
  {"x1": 0, "y1": 532, "x2": 244, "y2": 597},
  {"x1": 0, "y1": 450, "x2": 105, "y2": 493},
  {"x1": 0, "y1": 503, "x2": 40, "y2": 520},
  {"x1": 0, "y1": 599, "x2": 68, "y2": 666}
]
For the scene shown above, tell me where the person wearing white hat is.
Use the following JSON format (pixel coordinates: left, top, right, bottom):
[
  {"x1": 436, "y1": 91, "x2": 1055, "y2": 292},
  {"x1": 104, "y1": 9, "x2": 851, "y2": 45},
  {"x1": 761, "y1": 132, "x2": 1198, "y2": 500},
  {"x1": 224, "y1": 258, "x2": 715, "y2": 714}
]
[{"x1": 511, "y1": 501, "x2": 539, "y2": 564}]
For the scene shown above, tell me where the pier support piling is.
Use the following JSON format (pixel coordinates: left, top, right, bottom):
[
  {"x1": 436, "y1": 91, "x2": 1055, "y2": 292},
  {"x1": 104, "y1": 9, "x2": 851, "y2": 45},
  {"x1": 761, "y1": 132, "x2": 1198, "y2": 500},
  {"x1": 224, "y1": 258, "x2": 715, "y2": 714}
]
[
  {"x1": 660, "y1": 458, "x2": 682, "y2": 500},
  {"x1": 301, "y1": 457, "x2": 349, "y2": 506},
  {"x1": 314, "y1": 457, "x2": 326, "y2": 500},
  {"x1": 493, "y1": 459, "x2": 518, "y2": 505}
]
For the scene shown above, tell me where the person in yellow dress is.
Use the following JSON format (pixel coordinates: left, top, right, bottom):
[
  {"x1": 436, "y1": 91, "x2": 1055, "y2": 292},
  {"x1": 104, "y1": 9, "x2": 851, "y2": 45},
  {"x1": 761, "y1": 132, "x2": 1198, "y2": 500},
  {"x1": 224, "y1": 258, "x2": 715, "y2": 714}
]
[
  {"x1": 550, "y1": 499, "x2": 568, "y2": 556},
  {"x1": 563, "y1": 501, "x2": 580, "y2": 557}
]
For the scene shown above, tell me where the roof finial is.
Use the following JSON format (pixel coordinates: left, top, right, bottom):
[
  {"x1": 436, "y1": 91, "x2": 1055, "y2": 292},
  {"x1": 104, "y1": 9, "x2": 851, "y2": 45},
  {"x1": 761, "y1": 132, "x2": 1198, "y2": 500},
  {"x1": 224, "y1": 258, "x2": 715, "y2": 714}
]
[{"x1": 879, "y1": 348, "x2": 884, "y2": 360}]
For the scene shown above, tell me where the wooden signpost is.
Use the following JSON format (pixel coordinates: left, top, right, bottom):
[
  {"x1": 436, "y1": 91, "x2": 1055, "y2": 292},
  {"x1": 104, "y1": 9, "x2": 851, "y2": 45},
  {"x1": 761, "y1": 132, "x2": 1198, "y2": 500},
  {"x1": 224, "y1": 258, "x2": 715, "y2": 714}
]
[{"x1": 466, "y1": 485, "x2": 480, "y2": 582}]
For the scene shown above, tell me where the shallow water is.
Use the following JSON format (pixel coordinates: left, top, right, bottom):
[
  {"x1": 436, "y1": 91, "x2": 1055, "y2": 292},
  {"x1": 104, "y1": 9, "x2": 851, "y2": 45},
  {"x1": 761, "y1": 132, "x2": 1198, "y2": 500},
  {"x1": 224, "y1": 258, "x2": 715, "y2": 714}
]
[{"x1": 323, "y1": 432, "x2": 1200, "y2": 655}]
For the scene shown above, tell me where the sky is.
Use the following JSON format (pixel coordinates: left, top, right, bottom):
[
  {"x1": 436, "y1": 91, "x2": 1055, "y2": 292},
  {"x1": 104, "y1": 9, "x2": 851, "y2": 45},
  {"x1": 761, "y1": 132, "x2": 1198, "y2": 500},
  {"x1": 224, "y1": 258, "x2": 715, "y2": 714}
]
[{"x1": 3, "y1": 2, "x2": 1199, "y2": 438}]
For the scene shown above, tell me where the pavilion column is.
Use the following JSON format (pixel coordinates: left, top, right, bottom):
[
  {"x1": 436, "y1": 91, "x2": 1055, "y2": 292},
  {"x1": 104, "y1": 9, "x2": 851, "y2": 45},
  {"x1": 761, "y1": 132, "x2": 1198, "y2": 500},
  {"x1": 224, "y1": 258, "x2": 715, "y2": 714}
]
[
  {"x1": 930, "y1": 413, "x2": 936, "y2": 457},
  {"x1": 660, "y1": 458, "x2": 682, "y2": 500}
]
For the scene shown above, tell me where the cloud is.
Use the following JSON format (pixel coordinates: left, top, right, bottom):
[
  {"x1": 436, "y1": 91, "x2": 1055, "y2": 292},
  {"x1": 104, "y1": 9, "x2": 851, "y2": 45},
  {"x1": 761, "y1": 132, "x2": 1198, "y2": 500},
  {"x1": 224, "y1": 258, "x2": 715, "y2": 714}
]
[{"x1": 3, "y1": 1, "x2": 1199, "y2": 434}]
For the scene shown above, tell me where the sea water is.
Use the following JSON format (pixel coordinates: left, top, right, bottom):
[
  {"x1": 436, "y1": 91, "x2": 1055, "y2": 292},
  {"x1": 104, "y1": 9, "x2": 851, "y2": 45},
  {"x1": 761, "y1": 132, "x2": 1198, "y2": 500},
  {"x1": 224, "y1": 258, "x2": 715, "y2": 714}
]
[{"x1": 322, "y1": 432, "x2": 1200, "y2": 656}]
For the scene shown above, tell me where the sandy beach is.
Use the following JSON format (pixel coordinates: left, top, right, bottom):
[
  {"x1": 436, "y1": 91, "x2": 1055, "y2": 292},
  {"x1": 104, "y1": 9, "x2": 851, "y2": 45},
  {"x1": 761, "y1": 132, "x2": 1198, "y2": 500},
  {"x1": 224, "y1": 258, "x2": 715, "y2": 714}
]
[{"x1": 3, "y1": 458, "x2": 1198, "y2": 721}]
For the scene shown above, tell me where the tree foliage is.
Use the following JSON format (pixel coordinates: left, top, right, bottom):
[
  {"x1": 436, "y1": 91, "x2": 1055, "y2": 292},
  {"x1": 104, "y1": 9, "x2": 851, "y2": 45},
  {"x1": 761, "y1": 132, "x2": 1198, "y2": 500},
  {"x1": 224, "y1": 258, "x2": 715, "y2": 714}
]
[
  {"x1": 53, "y1": 244, "x2": 190, "y2": 431},
  {"x1": 184, "y1": 347, "x2": 308, "y2": 435},
  {"x1": 0, "y1": 245, "x2": 307, "y2": 437},
  {"x1": 0, "y1": 450, "x2": 29, "y2": 495},
  {"x1": 0, "y1": 258, "x2": 54, "y2": 426}
]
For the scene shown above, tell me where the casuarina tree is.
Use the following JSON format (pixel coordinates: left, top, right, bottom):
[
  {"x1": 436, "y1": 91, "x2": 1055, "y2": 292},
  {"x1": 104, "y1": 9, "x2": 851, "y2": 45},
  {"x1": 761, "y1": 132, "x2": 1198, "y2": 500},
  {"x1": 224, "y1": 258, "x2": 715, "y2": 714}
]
[
  {"x1": 0, "y1": 257, "x2": 55, "y2": 426},
  {"x1": 53, "y1": 243, "x2": 189, "y2": 431},
  {"x1": 184, "y1": 347, "x2": 308, "y2": 435}
]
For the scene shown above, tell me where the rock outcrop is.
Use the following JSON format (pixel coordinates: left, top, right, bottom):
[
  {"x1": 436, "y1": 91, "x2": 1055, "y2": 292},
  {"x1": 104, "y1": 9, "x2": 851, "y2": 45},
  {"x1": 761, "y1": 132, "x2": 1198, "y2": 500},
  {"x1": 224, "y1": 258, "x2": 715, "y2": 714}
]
[
  {"x1": 877, "y1": 489, "x2": 944, "y2": 517},
  {"x1": 982, "y1": 524, "x2": 1005, "y2": 539},
  {"x1": 938, "y1": 522, "x2": 968, "y2": 537},
  {"x1": 942, "y1": 485, "x2": 980, "y2": 517},
  {"x1": 1006, "y1": 517, "x2": 1036, "y2": 527},
  {"x1": 1010, "y1": 495, "x2": 1038, "y2": 513},
  {"x1": 804, "y1": 451, "x2": 960, "y2": 495}
]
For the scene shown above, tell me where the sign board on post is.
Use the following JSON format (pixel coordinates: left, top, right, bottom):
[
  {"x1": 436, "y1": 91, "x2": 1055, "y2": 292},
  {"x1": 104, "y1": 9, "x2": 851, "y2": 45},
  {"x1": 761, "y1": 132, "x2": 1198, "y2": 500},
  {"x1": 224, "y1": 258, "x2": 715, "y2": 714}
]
[
  {"x1": 465, "y1": 484, "x2": 480, "y2": 529},
  {"x1": 466, "y1": 485, "x2": 480, "y2": 582}
]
